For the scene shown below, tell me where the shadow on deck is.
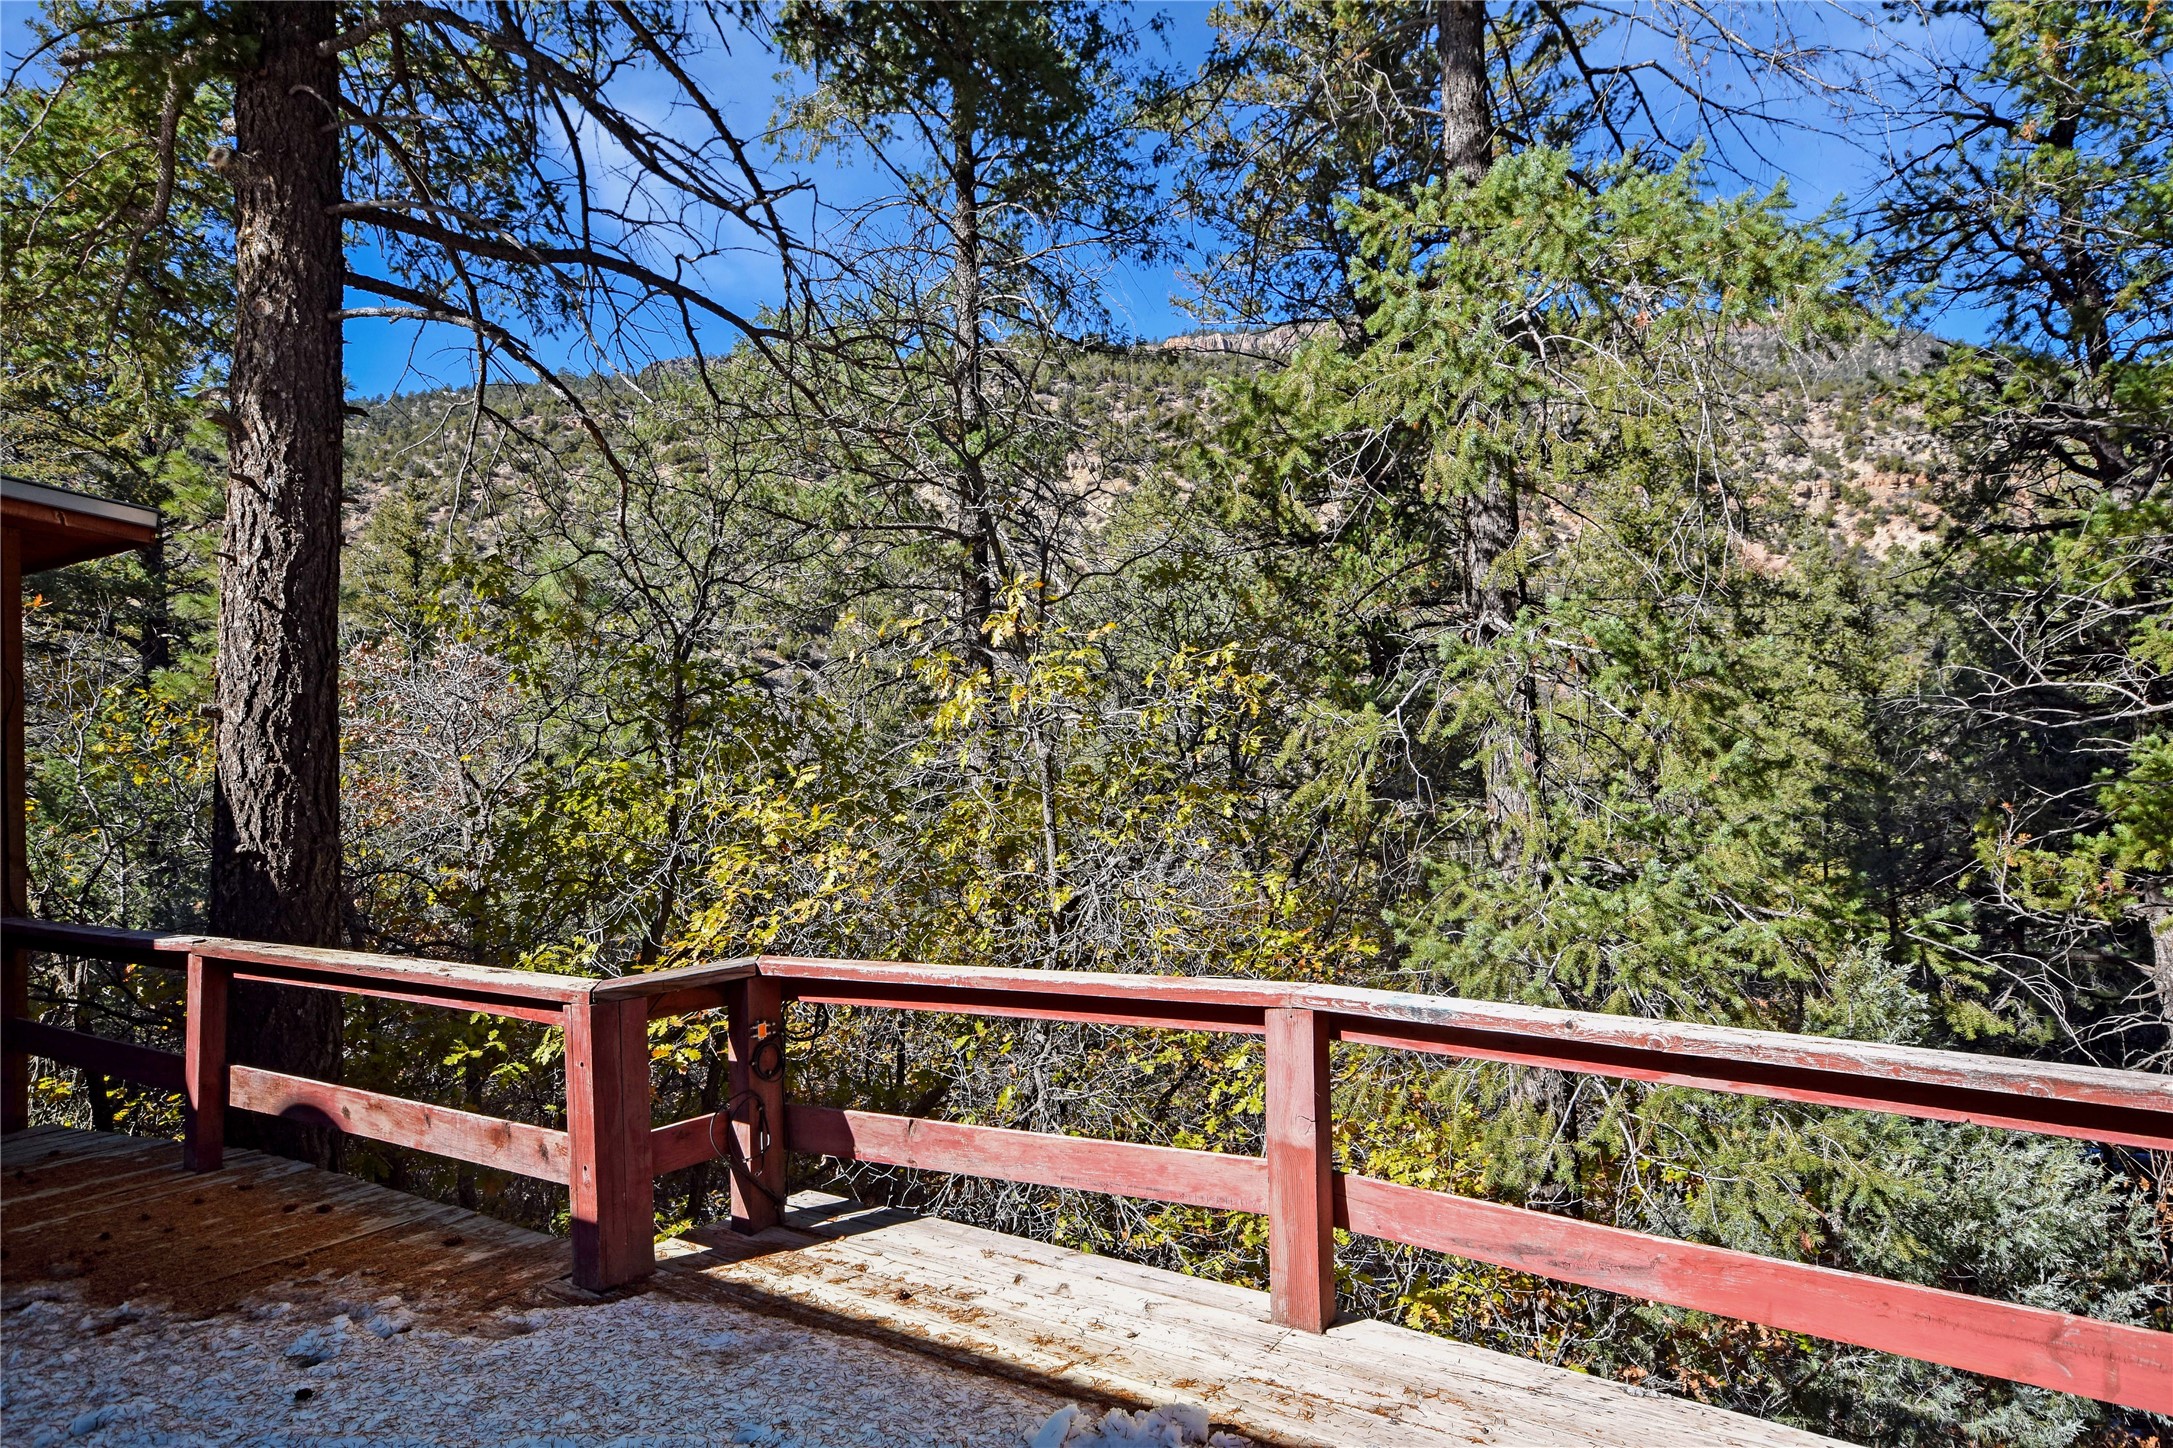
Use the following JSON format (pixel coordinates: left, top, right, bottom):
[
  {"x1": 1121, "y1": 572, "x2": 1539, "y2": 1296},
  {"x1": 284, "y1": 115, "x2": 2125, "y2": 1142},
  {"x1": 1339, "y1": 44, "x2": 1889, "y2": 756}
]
[{"x1": 2, "y1": 1126, "x2": 1840, "y2": 1446}]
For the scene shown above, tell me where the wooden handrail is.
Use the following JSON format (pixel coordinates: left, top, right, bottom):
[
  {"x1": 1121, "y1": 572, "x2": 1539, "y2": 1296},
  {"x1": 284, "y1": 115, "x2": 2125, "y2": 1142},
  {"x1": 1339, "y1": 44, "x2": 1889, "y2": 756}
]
[
  {"x1": 4, "y1": 918, "x2": 2168, "y2": 1413},
  {"x1": 4, "y1": 917, "x2": 618, "y2": 1004},
  {"x1": 747, "y1": 953, "x2": 2173, "y2": 1412},
  {"x1": 0, "y1": 915, "x2": 758, "y2": 1288},
  {"x1": 755, "y1": 954, "x2": 2173, "y2": 1148}
]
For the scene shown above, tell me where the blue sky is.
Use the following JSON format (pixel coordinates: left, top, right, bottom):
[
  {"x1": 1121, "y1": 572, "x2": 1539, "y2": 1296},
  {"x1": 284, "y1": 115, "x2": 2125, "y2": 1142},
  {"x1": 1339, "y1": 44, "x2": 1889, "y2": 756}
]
[
  {"x1": 4, "y1": 2, "x2": 1924, "y2": 399},
  {"x1": 330, "y1": 5, "x2": 1235, "y2": 398}
]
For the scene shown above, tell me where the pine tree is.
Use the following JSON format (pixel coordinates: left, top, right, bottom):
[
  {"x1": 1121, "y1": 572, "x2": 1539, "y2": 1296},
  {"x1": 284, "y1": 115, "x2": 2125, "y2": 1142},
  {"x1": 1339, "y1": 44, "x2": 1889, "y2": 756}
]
[
  {"x1": 1875, "y1": 0, "x2": 2173, "y2": 1052},
  {"x1": 12, "y1": 0, "x2": 793, "y2": 1159}
]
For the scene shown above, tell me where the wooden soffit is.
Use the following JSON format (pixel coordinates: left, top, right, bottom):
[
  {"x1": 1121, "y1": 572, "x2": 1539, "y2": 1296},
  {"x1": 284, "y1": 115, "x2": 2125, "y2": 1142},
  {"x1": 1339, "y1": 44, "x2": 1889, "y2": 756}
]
[{"x1": 1, "y1": 476, "x2": 159, "y2": 572}]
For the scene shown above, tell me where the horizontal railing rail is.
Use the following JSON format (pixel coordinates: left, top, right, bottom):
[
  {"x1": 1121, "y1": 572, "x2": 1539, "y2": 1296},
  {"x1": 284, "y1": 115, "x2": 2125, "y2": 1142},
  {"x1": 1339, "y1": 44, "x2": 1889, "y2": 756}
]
[
  {"x1": 4, "y1": 917, "x2": 2168, "y2": 1415},
  {"x1": 0, "y1": 918, "x2": 762, "y2": 1287}
]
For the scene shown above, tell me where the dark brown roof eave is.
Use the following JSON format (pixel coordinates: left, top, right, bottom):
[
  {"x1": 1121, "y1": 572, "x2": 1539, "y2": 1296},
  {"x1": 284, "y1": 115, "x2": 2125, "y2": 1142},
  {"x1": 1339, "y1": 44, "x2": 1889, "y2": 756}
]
[{"x1": 2, "y1": 475, "x2": 160, "y2": 572}]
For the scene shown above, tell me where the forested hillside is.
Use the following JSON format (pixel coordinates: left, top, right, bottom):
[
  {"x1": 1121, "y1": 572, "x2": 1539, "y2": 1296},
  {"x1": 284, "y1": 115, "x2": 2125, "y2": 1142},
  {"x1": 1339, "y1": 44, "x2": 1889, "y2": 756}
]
[{"x1": 5, "y1": 2, "x2": 2168, "y2": 1444}]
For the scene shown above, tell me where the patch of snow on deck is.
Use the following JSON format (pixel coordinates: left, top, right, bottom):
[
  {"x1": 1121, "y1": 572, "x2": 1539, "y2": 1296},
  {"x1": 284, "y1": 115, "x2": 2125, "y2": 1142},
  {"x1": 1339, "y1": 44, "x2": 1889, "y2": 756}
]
[
  {"x1": 1031, "y1": 1403, "x2": 1250, "y2": 1447},
  {"x1": 0, "y1": 1275, "x2": 1151, "y2": 1447}
]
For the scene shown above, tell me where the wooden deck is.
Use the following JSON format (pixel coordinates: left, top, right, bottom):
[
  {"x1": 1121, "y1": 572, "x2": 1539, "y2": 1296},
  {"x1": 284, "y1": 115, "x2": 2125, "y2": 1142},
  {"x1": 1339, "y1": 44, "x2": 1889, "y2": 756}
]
[
  {"x1": 3, "y1": 1126, "x2": 1844, "y2": 1446},
  {"x1": 2, "y1": 1125, "x2": 574, "y2": 1322},
  {"x1": 666, "y1": 1196, "x2": 1844, "y2": 1447}
]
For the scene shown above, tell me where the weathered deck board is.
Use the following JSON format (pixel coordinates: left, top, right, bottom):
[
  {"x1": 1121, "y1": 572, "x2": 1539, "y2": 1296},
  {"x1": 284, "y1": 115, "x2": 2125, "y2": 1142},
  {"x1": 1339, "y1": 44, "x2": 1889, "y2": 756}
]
[
  {"x1": 668, "y1": 1192, "x2": 1848, "y2": 1447},
  {"x1": 4, "y1": 1127, "x2": 1849, "y2": 1446},
  {"x1": 1, "y1": 1128, "x2": 1079, "y2": 1447},
  {"x1": 0, "y1": 1126, "x2": 566, "y2": 1322}
]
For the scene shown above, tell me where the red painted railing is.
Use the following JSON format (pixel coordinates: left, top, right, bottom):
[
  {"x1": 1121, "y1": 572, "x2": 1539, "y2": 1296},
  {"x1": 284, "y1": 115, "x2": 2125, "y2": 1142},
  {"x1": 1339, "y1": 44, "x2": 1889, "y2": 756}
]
[{"x1": 4, "y1": 916, "x2": 2169, "y2": 1414}]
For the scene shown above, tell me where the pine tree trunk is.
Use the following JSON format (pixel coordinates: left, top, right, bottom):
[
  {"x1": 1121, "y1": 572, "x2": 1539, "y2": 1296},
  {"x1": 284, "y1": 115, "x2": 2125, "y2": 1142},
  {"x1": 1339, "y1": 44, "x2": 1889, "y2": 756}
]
[
  {"x1": 1438, "y1": 0, "x2": 1491, "y2": 186},
  {"x1": 948, "y1": 104, "x2": 995, "y2": 675},
  {"x1": 2134, "y1": 894, "x2": 2173, "y2": 1042},
  {"x1": 211, "y1": 0, "x2": 345, "y2": 1166},
  {"x1": 1437, "y1": 1, "x2": 1536, "y2": 863}
]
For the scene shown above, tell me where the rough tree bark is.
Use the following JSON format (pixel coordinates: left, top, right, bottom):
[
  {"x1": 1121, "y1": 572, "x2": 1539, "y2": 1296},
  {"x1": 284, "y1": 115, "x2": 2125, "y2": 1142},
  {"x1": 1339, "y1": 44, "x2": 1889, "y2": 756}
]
[
  {"x1": 210, "y1": 1, "x2": 346, "y2": 1166},
  {"x1": 1437, "y1": 1, "x2": 1536, "y2": 864},
  {"x1": 2133, "y1": 894, "x2": 2173, "y2": 1035},
  {"x1": 948, "y1": 95, "x2": 997, "y2": 677},
  {"x1": 1438, "y1": 0, "x2": 1491, "y2": 186}
]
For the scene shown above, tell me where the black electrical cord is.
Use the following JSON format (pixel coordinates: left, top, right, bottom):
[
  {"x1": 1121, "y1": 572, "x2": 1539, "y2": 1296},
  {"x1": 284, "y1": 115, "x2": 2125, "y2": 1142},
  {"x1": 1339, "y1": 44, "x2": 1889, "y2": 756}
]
[
  {"x1": 749, "y1": 1022, "x2": 786, "y2": 1082},
  {"x1": 708, "y1": 1087, "x2": 788, "y2": 1211}
]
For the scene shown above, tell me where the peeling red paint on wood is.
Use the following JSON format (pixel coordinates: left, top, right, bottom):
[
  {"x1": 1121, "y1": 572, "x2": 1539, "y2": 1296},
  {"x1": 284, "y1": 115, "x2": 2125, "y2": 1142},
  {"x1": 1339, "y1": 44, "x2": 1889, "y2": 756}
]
[
  {"x1": 1266, "y1": 1007, "x2": 1335, "y2": 1332},
  {"x1": 784, "y1": 1104, "x2": 1269, "y2": 1213},
  {"x1": 592, "y1": 957, "x2": 759, "y2": 1003},
  {"x1": 183, "y1": 954, "x2": 228, "y2": 1171},
  {"x1": 564, "y1": 998, "x2": 655, "y2": 1290},
  {"x1": 227, "y1": 1063, "x2": 571, "y2": 1184},
  {"x1": 774, "y1": 979, "x2": 1265, "y2": 1034},
  {"x1": 4, "y1": 1016, "x2": 185, "y2": 1092},
  {"x1": 0, "y1": 918, "x2": 591, "y2": 1003},
  {"x1": 220, "y1": 968, "x2": 566, "y2": 1024},
  {"x1": 758, "y1": 955, "x2": 1294, "y2": 1010},
  {"x1": 1338, "y1": 1172, "x2": 2173, "y2": 1415},
  {"x1": 650, "y1": 1110, "x2": 736, "y2": 1175},
  {"x1": 727, "y1": 976, "x2": 786, "y2": 1234},
  {"x1": 0, "y1": 917, "x2": 183, "y2": 966},
  {"x1": 640, "y1": 985, "x2": 734, "y2": 1022},
  {"x1": 1330, "y1": 1016, "x2": 2173, "y2": 1151}
]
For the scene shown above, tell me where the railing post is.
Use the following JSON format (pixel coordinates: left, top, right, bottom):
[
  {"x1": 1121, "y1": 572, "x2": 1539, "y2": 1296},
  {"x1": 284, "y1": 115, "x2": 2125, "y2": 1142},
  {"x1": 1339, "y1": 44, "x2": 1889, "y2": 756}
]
[
  {"x1": 3, "y1": 524, "x2": 26, "y2": 1136},
  {"x1": 1266, "y1": 1004, "x2": 1335, "y2": 1332},
  {"x1": 182, "y1": 953, "x2": 228, "y2": 1170},
  {"x1": 727, "y1": 973, "x2": 786, "y2": 1234},
  {"x1": 565, "y1": 995, "x2": 655, "y2": 1291},
  {"x1": 1, "y1": 942, "x2": 27, "y2": 1135}
]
